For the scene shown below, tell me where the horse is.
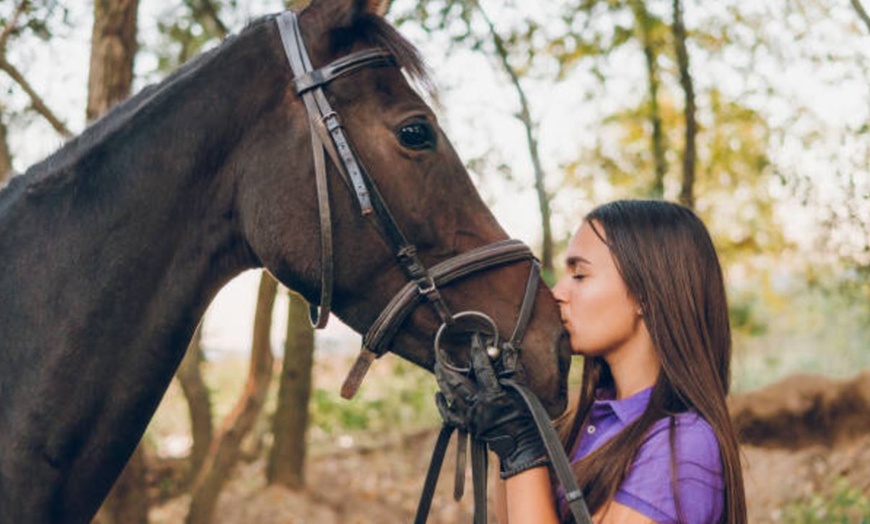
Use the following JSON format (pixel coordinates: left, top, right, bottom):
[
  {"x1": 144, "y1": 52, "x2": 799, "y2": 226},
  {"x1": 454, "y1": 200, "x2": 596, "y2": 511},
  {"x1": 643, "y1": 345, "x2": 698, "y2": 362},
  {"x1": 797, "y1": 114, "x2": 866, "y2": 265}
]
[{"x1": 0, "y1": 0, "x2": 571, "y2": 521}]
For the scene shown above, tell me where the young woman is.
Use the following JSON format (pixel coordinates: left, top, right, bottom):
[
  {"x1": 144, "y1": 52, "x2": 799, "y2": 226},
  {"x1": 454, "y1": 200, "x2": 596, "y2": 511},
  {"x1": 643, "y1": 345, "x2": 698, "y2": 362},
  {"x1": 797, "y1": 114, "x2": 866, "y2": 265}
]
[{"x1": 436, "y1": 199, "x2": 746, "y2": 523}]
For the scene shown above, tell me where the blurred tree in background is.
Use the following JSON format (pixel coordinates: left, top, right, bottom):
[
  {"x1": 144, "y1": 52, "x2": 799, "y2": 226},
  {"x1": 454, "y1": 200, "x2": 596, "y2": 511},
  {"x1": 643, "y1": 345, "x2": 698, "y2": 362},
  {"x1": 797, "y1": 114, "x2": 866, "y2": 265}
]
[
  {"x1": 390, "y1": 0, "x2": 868, "y2": 386},
  {"x1": 0, "y1": 0, "x2": 74, "y2": 185},
  {"x1": 4, "y1": 1, "x2": 865, "y2": 316},
  {"x1": 1, "y1": 0, "x2": 869, "y2": 516}
]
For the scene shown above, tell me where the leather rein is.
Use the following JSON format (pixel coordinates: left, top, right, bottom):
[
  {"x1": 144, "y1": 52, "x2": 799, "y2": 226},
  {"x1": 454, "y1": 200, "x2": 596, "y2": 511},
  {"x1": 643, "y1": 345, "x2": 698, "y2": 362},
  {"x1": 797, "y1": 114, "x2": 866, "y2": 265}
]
[{"x1": 276, "y1": 11, "x2": 591, "y2": 524}]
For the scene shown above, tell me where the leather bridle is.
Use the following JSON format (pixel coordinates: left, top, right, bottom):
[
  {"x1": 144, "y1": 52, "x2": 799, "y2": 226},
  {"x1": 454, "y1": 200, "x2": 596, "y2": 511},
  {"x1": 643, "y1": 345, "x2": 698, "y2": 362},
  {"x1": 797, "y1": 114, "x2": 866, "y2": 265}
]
[
  {"x1": 275, "y1": 11, "x2": 591, "y2": 524},
  {"x1": 276, "y1": 11, "x2": 539, "y2": 398}
]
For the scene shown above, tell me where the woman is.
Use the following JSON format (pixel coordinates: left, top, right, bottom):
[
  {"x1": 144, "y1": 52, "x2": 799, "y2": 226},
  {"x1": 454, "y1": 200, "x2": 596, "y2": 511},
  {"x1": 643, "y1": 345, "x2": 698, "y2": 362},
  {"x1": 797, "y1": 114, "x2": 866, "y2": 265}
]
[{"x1": 436, "y1": 199, "x2": 746, "y2": 523}]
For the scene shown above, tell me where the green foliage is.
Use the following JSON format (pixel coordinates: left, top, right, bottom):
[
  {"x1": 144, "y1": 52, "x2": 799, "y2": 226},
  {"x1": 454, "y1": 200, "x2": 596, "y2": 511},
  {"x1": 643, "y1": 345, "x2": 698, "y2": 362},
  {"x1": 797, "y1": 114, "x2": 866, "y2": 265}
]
[
  {"x1": 152, "y1": 0, "x2": 233, "y2": 73},
  {"x1": 311, "y1": 388, "x2": 374, "y2": 432},
  {"x1": 308, "y1": 359, "x2": 440, "y2": 443},
  {"x1": 0, "y1": 1, "x2": 70, "y2": 42},
  {"x1": 781, "y1": 478, "x2": 870, "y2": 523},
  {"x1": 728, "y1": 289, "x2": 768, "y2": 337},
  {"x1": 731, "y1": 268, "x2": 870, "y2": 392},
  {"x1": 146, "y1": 353, "x2": 441, "y2": 459}
]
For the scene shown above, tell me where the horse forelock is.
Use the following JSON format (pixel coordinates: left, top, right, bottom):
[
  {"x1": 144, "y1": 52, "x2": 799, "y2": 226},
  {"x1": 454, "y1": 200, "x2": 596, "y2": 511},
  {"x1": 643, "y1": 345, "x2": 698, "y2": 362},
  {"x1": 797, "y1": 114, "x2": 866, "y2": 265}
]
[{"x1": 341, "y1": 14, "x2": 437, "y2": 100}]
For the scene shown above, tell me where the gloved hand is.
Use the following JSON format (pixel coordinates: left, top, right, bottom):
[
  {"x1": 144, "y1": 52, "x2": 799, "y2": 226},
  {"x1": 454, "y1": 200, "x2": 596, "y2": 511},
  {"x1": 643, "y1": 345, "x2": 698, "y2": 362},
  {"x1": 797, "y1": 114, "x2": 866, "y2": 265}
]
[{"x1": 434, "y1": 340, "x2": 549, "y2": 479}]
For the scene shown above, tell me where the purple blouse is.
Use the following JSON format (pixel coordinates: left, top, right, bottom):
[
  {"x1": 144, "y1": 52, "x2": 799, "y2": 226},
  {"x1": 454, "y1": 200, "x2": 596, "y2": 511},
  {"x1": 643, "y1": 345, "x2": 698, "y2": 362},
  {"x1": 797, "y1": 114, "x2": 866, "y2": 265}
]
[{"x1": 570, "y1": 387, "x2": 724, "y2": 523}]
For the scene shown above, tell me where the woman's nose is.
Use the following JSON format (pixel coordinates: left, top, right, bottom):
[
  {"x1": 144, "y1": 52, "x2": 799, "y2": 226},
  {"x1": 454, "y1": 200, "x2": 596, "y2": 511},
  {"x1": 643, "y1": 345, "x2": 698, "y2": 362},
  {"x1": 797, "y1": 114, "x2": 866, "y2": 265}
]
[{"x1": 552, "y1": 276, "x2": 568, "y2": 303}]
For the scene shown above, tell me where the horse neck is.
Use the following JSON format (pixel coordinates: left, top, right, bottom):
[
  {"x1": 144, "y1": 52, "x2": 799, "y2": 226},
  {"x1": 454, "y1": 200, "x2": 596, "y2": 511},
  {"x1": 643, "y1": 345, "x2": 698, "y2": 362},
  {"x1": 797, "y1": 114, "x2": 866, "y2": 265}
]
[
  {"x1": 12, "y1": 27, "x2": 287, "y2": 359},
  {"x1": 0, "y1": 17, "x2": 288, "y2": 519}
]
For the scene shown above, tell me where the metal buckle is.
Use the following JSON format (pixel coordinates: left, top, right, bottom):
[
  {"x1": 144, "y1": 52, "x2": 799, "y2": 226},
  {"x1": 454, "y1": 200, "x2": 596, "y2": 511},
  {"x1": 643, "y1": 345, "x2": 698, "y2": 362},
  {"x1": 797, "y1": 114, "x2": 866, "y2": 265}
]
[
  {"x1": 415, "y1": 275, "x2": 437, "y2": 296},
  {"x1": 322, "y1": 111, "x2": 341, "y2": 131}
]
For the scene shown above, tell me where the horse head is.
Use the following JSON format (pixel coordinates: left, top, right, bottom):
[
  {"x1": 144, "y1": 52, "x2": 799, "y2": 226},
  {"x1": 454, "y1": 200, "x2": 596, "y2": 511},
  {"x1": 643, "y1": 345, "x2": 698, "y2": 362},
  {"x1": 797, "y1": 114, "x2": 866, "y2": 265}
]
[{"x1": 237, "y1": 0, "x2": 571, "y2": 415}]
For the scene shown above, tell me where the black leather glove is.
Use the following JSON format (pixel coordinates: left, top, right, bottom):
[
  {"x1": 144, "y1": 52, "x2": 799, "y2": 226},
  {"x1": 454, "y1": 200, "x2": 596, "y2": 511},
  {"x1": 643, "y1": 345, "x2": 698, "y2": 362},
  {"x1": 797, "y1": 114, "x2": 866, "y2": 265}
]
[{"x1": 434, "y1": 341, "x2": 549, "y2": 479}]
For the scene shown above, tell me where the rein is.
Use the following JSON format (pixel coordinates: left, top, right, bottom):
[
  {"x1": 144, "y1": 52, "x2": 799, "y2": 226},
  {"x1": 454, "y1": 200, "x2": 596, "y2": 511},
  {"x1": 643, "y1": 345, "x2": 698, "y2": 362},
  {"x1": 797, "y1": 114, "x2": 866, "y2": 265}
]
[
  {"x1": 275, "y1": 11, "x2": 591, "y2": 523},
  {"x1": 414, "y1": 321, "x2": 593, "y2": 524}
]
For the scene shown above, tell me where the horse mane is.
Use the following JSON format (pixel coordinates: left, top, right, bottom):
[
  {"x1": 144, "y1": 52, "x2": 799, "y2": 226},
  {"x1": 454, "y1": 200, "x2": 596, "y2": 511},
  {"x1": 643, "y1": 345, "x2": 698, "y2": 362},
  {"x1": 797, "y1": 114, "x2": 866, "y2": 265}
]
[
  {"x1": 17, "y1": 17, "x2": 271, "y2": 197},
  {"x1": 9, "y1": 11, "x2": 433, "y2": 199}
]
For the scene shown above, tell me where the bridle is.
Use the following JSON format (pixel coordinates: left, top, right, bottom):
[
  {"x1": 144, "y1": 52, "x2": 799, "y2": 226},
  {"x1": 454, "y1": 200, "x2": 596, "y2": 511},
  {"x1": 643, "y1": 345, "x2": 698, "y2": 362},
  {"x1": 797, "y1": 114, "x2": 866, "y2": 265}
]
[
  {"x1": 275, "y1": 11, "x2": 539, "y2": 399},
  {"x1": 275, "y1": 11, "x2": 591, "y2": 524}
]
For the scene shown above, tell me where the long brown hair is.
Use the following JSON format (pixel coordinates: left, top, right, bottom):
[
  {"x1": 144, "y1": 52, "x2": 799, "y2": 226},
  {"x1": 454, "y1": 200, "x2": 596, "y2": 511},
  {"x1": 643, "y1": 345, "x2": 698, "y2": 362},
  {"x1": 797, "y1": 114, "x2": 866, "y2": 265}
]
[{"x1": 557, "y1": 200, "x2": 746, "y2": 523}]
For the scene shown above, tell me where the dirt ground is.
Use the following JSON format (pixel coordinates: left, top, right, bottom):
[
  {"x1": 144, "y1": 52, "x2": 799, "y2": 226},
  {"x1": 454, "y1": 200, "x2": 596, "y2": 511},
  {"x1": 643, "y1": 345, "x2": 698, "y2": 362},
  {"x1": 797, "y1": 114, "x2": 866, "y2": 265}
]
[
  {"x1": 149, "y1": 371, "x2": 870, "y2": 523},
  {"x1": 148, "y1": 431, "x2": 870, "y2": 523}
]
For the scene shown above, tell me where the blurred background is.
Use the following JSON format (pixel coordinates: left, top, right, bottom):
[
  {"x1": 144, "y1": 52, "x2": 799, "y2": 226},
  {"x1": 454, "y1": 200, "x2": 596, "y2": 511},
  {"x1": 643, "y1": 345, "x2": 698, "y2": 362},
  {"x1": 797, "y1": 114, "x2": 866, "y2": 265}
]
[{"x1": 1, "y1": 0, "x2": 868, "y2": 522}]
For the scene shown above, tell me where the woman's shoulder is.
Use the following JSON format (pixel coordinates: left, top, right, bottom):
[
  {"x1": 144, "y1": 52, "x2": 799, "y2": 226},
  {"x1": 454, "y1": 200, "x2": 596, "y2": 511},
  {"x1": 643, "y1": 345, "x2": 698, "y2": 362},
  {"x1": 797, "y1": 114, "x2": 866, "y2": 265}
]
[
  {"x1": 623, "y1": 411, "x2": 723, "y2": 484},
  {"x1": 642, "y1": 411, "x2": 722, "y2": 469},
  {"x1": 614, "y1": 411, "x2": 725, "y2": 523}
]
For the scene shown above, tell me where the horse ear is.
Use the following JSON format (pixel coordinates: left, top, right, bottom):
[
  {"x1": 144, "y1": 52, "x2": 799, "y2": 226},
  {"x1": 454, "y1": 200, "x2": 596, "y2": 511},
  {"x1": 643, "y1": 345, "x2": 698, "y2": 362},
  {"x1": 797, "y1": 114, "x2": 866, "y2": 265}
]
[
  {"x1": 348, "y1": 0, "x2": 391, "y2": 19},
  {"x1": 365, "y1": 0, "x2": 391, "y2": 17},
  {"x1": 304, "y1": 0, "x2": 391, "y2": 30}
]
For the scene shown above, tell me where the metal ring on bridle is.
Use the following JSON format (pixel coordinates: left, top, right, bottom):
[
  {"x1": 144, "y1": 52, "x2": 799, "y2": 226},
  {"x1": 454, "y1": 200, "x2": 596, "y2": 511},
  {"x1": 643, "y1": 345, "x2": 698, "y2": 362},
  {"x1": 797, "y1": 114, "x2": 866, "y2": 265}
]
[{"x1": 434, "y1": 311, "x2": 500, "y2": 374}]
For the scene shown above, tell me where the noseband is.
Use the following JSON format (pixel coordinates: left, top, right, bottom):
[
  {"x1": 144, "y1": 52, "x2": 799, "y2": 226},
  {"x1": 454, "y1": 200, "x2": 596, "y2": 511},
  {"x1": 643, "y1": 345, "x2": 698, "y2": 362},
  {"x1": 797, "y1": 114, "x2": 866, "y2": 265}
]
[{"x1": 276, "y1": 11, "x2": 540, "y2": 399}]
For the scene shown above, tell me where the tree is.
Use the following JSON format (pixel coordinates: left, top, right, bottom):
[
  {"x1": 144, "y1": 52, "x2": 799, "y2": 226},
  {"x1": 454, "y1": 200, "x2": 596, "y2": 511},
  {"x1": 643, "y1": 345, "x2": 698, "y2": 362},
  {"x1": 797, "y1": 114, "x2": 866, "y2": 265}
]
[
  {"x1": 628, "y1": 0, "x2": 667, "y2": 199},
  {"x1": 186, "y1": 271, "x2": 277, "y2": 524},
  {"x1": 852, "y1": 0, "x2": 870, "y2": 34},
  {"x1": 152, "y1": 0, "x2": 230, "y2": 73},
  {"x1": 84, "y1": 0, "x2": 146, "y2": 522},
  {"x1": 472, "y1": 0, "x2": 556, "y2": 277},
  {"x1": 671, "y1": 0, "x2": 697, "y2": 209},
  {"x1": 176, "y1": 325, "x2": 214, "y2": 476},
  {"x1": 395, "y1": 0, "x2": 559, "y2": 276},
  {"x1": 0, "y1": 4, "x2": 20, "y2": 182},
  {"x1": 92, "y1": 448, "x2": 149, "y2": 524},
  {"x1": 0, "y1": 116, "x2": 11, "y2": 183},
  {"x1": 0, "y1": 0, "x2": 74, "y2": 181},
  {"x1": 86, "y1": 0, "x2": 139, "y2": 122},
  {"x1": 267, "y1": 291, "x2": 315, "y2": 488},
  {"x1": 265, "y1": 0, "x2": 317, "y2": 489}
]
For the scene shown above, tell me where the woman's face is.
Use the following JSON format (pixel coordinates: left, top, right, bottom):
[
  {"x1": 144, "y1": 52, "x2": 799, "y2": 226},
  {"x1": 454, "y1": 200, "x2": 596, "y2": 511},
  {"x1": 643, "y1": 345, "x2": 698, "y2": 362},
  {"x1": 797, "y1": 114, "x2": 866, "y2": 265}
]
[{"x1": 552, "y1": 221, "x2": 644, "y2": 358}]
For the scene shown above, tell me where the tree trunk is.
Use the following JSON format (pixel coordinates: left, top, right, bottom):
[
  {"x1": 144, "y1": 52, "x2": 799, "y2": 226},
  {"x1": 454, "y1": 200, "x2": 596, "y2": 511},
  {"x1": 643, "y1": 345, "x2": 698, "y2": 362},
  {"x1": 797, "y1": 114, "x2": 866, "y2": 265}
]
[
  {"x1": 267, "y1": 291, "x2": 316, "y2": 489},
  {"x1": 176, "y1": 324, "x2": 214, "y2": 477},
  {"x1": 630, "y1": 0, "x2": 667, "y2": 199},
  {"x1": 87, "y1": 0, "x2": 140, "y2": 123},
  {"x1": 852, "y1": 0, "x2": 870, "y2": 34},
  {"x1": 186, "y1": 271, "x2": 278, "y2": 524},
  {"x1": 673, "y1": 0, "x2": 697, "y2": 210},
  {"x1": 0, "y1": 117, "x2": 12, "y2": 184},
  {"x1": 87, "y1": 1, "x2": 147, "y2": 521},
  {"x1": 474, "y1": 1, "x2": 554, "y2": 279},
  {"x1": 92, "y1": 446, "x2": 150, "y2": 524}
]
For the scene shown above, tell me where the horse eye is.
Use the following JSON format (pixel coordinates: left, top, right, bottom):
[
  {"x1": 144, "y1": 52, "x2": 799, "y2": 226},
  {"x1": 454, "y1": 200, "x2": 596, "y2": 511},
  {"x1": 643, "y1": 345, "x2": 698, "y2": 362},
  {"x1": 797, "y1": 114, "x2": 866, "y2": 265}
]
[{"x1": 397, "y1": 122, "x2": 437, "y2": 150}]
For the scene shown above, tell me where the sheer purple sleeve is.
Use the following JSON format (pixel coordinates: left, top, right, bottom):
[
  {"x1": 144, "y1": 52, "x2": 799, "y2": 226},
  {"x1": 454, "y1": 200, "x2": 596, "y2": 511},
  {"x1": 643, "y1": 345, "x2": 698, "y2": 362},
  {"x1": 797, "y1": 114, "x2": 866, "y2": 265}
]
[{"x1": 613, "y1": 412, "x2": 725, "y2": 523}]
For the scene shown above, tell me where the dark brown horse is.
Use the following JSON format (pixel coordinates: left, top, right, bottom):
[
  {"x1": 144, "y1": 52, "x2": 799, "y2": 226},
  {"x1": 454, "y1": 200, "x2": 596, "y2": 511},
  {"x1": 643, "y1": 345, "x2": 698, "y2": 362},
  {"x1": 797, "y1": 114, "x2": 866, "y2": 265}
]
[{"x1": 0, "y1": 0, "x2": 570, "y2": 521}]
